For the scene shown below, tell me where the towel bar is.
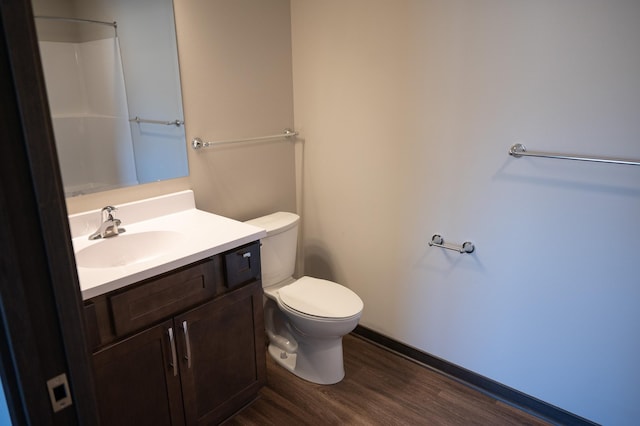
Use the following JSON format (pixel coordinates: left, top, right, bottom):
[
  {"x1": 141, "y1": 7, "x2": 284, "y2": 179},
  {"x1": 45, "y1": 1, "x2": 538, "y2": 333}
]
[
  {"x1": 428, "y1": 235, "x2": 474, "y2": 254},
  {"x1": 509, "y1": 143, "x2": 640, "y2": 167},
  {"x1": 192, "y1": 129, "x2": 297, "y2": 150}
]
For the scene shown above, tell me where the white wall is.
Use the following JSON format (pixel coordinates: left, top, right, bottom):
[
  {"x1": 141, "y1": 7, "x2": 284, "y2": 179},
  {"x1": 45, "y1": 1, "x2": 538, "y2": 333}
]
[{"x1": 291, "y1": 1, "x2": 640, "y2": 424}]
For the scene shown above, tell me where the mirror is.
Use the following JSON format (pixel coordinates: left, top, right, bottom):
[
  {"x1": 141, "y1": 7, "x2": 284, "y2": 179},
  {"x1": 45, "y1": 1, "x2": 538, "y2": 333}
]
[{"x1": 32, "y1": 0, "x2": 188, "y2": 197}]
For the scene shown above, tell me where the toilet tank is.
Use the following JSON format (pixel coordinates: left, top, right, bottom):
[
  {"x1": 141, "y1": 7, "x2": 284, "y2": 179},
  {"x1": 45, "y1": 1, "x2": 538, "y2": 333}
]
[{"x1": 245, "y1": 212, "x2": 299, "y2": 287}]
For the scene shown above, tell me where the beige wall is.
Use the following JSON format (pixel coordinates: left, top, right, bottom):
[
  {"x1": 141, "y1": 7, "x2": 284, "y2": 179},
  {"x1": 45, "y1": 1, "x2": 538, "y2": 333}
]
[
  {"x1": 31, "y1": 0, "x2": 74, "y2": 16},
  {"x1": 174, "y1": 0, "x2": 296, "y2": 221},
  {"x1": 291, "y1": 1, "x2": 640, "y2": 424}
]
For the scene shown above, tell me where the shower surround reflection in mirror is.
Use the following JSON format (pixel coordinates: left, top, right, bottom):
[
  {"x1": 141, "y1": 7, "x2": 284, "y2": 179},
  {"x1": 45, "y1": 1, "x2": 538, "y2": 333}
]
[{"x1": 37, "y1": 17, "x2": 138, "y2": 196}]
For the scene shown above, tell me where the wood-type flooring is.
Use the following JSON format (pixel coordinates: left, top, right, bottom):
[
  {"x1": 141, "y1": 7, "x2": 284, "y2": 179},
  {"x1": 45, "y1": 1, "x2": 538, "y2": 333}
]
[{"x1": 225, "y1": 334, "x2": 550, "y2": 425}]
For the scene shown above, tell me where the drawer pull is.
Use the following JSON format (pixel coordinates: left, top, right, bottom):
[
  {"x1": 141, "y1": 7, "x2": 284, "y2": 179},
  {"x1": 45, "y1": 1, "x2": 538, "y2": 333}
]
[
  {"x1": 182, "y1": 321, "x2": 192, "y2": 369},
  {"x1": 240, "y1": 252, "x2": 251, "y2": 258},
  {"x1": 168, "y1": 327, "x2": 178, "y2": 377}
]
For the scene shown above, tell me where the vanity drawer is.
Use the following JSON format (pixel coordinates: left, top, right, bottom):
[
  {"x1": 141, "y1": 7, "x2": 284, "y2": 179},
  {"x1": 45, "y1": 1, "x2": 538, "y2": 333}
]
[
  {"x1": 223, "y1": 241, "x2": 261, "y2": 289},
  {"x1": 109, "y1": 258, "x2": 222, "y2": 336}
]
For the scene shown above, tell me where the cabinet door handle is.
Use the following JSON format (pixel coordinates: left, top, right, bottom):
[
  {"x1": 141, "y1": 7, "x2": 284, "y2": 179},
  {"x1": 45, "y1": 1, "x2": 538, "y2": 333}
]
[
  {"x1": 182, "y1": 320, "x2": 192, "y2": 369},
  {"x1": 168, "y1": 327, "x2": 178, "y2": 376}
]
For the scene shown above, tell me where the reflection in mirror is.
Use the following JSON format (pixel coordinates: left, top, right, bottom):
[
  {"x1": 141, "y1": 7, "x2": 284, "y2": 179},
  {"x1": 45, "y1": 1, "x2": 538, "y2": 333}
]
[{"x1": 32, "y1": 0, "x2": 188, "y2": 197}]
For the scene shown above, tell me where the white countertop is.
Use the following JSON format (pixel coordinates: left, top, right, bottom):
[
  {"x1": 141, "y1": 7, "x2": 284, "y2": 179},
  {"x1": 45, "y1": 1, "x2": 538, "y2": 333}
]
[{"x1": 69, "y1": 191, "x2": 266, "y2": 300}]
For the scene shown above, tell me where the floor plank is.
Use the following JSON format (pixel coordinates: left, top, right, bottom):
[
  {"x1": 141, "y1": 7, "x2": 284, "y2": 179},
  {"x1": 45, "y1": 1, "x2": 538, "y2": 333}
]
[{"x1": 225, "y1": 334, "x2": 550, "y2": 425}]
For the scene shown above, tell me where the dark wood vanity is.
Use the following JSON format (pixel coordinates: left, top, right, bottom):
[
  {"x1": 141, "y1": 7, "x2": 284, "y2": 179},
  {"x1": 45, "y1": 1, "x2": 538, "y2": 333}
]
[{"x1": 83, "y1": 241, "x2": 265, "y2": 425}]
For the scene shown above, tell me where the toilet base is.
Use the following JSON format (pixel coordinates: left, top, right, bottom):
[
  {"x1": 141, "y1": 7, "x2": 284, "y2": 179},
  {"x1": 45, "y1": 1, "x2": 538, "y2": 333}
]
[
  {"x1": 268, "y1": 344, "x2": 297, "y2": 373},
  {"x1": 267, "y1": 338, "x2": 345, "y2": 385}
]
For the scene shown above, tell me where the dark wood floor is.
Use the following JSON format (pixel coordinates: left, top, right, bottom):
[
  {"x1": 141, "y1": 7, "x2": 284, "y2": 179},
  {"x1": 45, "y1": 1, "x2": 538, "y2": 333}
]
[{"x1": 225, "y1": 334, "x2": 550, "y2": 425}]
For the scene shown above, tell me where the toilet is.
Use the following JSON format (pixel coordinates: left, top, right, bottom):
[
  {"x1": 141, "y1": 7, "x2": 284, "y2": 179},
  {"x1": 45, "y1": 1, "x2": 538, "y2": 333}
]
[{"x1": 245, "y1": 212, "x2": 363, "y2": 385}]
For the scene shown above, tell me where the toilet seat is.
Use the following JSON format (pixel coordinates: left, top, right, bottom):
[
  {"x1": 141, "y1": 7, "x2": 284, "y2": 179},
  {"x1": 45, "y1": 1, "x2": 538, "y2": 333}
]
[{"x1": 277, "y1": 276, "x2": 363, "y2": 320}]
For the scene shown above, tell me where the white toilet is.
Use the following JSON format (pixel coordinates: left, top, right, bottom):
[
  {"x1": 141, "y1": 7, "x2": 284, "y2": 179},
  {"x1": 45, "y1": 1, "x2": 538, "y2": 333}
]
[{"x1": 246, "y1": 212, "x2": 363, "y2": 385}]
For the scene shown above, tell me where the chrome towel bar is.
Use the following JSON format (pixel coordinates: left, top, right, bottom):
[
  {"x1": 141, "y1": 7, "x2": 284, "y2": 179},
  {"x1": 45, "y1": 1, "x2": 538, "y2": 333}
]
[
  {"x1": 509, "y1": 143, "x2": 640, "y2": 167},
  {"x1": 428, "y1": 235, "x2": 475, "y2": 254},
  {"x1": 129, "y1": 116, "x2": 184, "y2": 127},
  {"x1": 192, "y1": 129, "x2": 297, "y2": 150}
]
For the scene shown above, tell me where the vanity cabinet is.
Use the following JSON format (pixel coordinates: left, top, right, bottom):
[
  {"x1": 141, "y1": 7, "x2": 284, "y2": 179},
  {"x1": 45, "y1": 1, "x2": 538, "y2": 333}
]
[{"x1": 84, "y1": 241, "x2": 265, "y2": 425}]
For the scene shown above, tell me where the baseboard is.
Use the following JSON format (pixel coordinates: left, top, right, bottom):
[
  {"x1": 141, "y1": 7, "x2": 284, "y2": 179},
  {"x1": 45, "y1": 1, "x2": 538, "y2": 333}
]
[{"x1": 352, "y1": 325, "x2": 598, "y2": 426}]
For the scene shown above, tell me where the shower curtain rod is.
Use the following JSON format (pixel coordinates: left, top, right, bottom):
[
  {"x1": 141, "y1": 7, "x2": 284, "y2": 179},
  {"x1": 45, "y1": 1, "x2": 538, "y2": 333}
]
[{"x1": 35, "y1": 16, "x2": 117, "y2": 35}]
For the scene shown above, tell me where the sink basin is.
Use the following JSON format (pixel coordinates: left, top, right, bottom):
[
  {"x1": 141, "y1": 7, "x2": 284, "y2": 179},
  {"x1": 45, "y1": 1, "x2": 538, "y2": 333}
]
[{"x1": 76, "y1": 231, "x2": 184, "y2": 269}]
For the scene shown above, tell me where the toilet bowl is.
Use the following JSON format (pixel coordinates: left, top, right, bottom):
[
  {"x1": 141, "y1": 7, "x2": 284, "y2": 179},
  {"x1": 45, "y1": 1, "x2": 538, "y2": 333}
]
[{"x1": 246, "y1": 212, "x2": 363, "y2": 384}]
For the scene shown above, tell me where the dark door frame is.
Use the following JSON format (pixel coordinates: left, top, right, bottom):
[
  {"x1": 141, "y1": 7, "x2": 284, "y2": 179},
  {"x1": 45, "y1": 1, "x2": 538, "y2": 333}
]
[{"x1": 0, "y1": 0, "x2": 99, "y2": 424}]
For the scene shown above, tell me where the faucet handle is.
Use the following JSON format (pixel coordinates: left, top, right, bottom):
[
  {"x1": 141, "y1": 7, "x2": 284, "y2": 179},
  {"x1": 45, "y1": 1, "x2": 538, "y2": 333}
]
[
  {"x1": 89, "y1": 206, "x2": 124, "y2": 240},
  {"x1": 101, "y1": 205, "x2": 117, "y2": 220}
]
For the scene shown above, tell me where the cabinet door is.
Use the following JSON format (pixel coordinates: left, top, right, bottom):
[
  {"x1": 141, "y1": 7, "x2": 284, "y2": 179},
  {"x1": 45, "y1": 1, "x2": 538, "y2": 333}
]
[
  {"x1": 93, "y1": 320, "x2": 185, "y2": 426},
  {"x1": 176, "y1": 281, "x2": 266, "y2": 425}
]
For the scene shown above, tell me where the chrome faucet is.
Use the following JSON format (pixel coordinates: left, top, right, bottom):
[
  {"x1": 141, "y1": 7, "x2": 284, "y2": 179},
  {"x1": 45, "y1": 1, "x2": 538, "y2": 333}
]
[{"x1": 88, "y1": 206, "x2": 126, "y2": 240}]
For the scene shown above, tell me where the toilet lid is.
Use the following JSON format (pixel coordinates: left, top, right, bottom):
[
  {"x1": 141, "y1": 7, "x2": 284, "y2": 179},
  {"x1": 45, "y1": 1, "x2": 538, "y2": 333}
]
[{"x1": 278, "y1": 276, "x2": 363, "y2": 319}]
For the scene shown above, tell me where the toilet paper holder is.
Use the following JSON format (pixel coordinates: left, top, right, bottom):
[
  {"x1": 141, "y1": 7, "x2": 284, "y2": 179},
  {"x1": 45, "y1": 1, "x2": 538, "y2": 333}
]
[{"x1": 428, "y1": 234, "x2": 475, "y2": 254}]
